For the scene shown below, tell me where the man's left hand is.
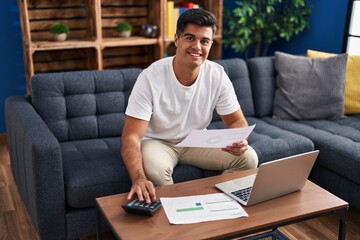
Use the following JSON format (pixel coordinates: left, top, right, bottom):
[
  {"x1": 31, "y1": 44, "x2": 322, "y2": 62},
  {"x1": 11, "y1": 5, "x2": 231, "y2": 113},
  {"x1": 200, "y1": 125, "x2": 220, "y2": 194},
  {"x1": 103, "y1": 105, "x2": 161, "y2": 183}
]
[{"x1": 222, "y1": 139, "x2": 248, "y2": 156}]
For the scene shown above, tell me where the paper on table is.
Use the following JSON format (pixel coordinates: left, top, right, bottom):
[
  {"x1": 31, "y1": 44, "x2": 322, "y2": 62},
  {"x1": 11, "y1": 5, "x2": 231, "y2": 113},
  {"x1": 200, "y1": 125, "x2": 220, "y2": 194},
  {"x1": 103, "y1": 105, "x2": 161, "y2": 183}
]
[
  {"x1": 175, "y1": 124, "x2": 256, "y2": 148},
  {"x1": 160, "y1": 193, "x2": 248, "y2": 224}
]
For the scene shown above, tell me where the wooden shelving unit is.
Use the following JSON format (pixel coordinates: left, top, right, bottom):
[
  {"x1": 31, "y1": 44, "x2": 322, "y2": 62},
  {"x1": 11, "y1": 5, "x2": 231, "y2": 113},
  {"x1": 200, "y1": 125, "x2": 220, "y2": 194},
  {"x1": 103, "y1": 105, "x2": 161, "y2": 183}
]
[{"x1": 18, "y1": 0, "x2": 223, "y2": 93}]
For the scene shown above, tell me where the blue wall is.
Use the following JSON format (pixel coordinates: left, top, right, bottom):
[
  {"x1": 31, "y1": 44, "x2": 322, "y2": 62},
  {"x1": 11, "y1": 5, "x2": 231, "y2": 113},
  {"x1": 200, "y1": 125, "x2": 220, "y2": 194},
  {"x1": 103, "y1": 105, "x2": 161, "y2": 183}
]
[
  {"x1": 0, "y1": 1, "x2": 350, "y2": 133},
  {"x1": 1, "y1": 1, "x2": 26, "y2": 133}
]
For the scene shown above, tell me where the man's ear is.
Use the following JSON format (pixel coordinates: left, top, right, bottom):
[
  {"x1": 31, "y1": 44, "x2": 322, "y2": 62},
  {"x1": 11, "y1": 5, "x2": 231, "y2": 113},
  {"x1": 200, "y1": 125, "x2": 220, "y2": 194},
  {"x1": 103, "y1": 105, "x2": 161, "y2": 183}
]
[{"x1": 174, "y1": 34, "x2": 178, "y2": 47}]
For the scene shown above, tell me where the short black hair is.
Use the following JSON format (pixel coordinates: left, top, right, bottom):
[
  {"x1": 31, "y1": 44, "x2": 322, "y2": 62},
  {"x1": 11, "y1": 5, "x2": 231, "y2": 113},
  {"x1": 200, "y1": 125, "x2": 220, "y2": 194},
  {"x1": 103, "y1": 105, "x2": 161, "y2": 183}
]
[{"x1": 176, "y1": 8, "x2": 217, "y2": 36}]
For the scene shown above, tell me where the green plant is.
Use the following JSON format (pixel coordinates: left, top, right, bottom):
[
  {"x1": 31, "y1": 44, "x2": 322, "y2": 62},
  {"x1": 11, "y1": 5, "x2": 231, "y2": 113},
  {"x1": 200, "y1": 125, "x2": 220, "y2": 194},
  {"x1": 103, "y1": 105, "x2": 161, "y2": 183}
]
[
  {"x1": 50, "y1": 22, "x2": 70, "y2": 34},
  {"x1": 223, "y1": 0, "x2": 312, "y2": 58},
  {"x1": 116, "y1": 21, "x2": 133, "y2": 32}
]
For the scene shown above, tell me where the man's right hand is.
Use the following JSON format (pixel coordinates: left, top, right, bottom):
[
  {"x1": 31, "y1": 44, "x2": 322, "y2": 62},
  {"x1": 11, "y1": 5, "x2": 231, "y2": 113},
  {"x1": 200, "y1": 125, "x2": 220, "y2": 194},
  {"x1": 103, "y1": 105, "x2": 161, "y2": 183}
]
[{"x1": 127, "y1": 177, "x2": 156, "y2": 204}]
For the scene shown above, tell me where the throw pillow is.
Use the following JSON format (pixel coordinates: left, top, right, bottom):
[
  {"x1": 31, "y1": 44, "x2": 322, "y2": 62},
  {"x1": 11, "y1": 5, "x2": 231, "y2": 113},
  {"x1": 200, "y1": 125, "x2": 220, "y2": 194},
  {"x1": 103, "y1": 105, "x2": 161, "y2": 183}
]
[
  {"x1": 307, "y1": 49, "x2": 360, "y2": 114},
  {"x1": 273, "y1": 51, "x2": 347, "y2": 120}
]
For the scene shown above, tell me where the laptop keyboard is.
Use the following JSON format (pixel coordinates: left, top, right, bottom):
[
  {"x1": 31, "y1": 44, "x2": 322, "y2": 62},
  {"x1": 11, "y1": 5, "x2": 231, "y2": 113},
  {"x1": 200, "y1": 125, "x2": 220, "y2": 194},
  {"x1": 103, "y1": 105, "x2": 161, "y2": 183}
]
[{"x1": 231, "y1": 186, "x2": 252, "y2": 202}]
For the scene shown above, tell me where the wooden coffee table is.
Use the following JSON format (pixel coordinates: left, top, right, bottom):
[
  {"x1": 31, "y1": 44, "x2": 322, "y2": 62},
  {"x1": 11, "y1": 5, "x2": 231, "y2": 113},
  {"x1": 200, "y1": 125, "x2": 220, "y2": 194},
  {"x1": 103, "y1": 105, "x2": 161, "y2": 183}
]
[{"x1": 96, "y1": 169, "x2": 348, "y2": 240}]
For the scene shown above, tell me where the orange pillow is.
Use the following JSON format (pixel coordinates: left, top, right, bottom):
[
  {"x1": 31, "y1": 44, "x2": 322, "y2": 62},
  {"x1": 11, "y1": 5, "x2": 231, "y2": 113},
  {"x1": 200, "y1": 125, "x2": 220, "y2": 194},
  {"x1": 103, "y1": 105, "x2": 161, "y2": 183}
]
[{"x1": 307, "y1": 49, "x2": 360, "y2": 114}]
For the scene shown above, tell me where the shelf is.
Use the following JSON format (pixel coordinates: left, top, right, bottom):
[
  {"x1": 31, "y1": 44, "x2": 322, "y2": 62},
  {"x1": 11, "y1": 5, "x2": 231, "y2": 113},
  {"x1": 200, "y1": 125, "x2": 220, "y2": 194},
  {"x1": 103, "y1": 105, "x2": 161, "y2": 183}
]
[
  {"x1": 30, "y1": 40, "x2": 98, "y2": 52},
  {"x1": 102, "y1": 37, "x2": 160, "y2": 48}
]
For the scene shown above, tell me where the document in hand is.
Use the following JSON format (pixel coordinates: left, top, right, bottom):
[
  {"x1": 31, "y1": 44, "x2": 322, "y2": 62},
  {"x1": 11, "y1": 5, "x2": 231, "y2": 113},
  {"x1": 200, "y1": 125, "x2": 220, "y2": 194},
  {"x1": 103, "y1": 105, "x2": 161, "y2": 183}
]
[{"x1": 175, "y1": 124, "x2": 256, "y2": 148}]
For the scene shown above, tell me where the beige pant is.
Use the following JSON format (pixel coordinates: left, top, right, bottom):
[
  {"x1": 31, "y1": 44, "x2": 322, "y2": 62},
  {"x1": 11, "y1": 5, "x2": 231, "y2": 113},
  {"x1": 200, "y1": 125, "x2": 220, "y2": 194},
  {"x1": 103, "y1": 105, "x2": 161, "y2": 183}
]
[{"x1": 141, "y1": 139, "x2": 258, "y2": 186}]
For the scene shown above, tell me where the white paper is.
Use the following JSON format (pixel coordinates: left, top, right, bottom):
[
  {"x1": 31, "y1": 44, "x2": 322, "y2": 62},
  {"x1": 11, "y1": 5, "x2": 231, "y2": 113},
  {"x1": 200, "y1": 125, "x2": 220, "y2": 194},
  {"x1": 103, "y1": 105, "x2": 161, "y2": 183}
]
[
  {"x1": 160, "y1": 193, "x2": 248, "y2": 224},
  {"x1": 175, "y1": 124, "x2": 256, "y2": 148}
]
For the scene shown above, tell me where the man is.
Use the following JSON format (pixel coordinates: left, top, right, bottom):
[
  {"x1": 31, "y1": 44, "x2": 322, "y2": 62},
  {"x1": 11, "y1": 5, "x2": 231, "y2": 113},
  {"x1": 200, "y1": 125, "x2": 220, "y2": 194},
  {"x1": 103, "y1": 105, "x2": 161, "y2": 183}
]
[{"x1": 121, "y1": 9, "x2": 258, "y2": 203}]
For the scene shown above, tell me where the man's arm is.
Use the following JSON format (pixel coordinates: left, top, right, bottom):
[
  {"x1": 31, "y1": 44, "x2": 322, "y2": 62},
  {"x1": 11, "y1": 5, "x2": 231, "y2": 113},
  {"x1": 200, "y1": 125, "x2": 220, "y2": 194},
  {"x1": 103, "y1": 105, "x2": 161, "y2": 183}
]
[
  {"x1": 121, "y1": 115, "x2": 155, "y2": 203},
  {"x1": 220, "y1": 109, "x2": 249, "y2": 155},
  {"x1": 221, "y1": 109, "x2": 248, "y2": 128}
]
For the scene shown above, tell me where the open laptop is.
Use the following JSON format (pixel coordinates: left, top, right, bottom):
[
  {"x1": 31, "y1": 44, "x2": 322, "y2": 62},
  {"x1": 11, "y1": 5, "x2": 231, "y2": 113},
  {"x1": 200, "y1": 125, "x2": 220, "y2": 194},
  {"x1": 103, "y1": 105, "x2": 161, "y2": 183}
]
[{"x1": 215, "y1": 150, "x2": 319, "y2": 206}]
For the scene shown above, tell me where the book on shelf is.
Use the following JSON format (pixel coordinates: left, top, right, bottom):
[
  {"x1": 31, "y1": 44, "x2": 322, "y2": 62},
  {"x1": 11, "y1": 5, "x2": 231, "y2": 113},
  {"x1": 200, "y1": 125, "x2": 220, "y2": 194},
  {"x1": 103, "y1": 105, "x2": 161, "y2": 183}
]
[
  {"x1": 167, "y1": 1, "x2": 175, "y2": 38},
  {"x1": 166, "y1": 1, "x2": 201, "y2": 39}
]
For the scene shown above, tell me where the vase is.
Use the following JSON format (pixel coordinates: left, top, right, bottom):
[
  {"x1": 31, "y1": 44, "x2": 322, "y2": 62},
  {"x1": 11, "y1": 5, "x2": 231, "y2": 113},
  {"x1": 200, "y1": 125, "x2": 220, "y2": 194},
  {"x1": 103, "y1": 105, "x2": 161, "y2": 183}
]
[
  {"x1": 53, "y1": 33, "x2": 67, "y2": 41},
  {"x1": 119, "y1": 31, "x2": 131, "y2": 38}
]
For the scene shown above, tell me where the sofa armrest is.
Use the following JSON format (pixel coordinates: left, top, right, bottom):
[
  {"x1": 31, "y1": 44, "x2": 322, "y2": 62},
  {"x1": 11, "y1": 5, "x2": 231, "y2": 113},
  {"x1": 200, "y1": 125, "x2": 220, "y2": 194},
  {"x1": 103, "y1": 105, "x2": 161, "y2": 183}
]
[{"x1": 5, "y1": 96, "x2": 66, "y2": 239}]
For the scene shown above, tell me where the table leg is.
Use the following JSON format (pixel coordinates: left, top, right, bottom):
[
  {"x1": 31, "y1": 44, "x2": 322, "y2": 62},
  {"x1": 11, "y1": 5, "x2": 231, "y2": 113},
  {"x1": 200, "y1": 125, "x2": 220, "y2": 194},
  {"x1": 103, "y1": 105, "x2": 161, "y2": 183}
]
[
  {"x1": 335, "y1": 207, "x2": 348, "y2": 240},
  {"x1": 97, "y1": 205, "x2": 103, "y2": 240}
]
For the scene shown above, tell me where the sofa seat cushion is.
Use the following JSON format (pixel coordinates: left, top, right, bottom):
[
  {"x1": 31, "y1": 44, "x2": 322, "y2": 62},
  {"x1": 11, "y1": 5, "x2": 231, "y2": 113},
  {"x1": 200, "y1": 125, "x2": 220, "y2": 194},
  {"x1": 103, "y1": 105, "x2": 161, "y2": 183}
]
[
  {"x1": 61, "y1": 138, "x2": 132, "y2": 208},
  {"x1": 208, "y1": 117, "x2": 314, "y2": 165},
  {"x1": 263, "y1": 115, "x2": 360, "y2": 185},
  {"x1": 62, "y1": 138, "x2": 220, "y2": 208}
]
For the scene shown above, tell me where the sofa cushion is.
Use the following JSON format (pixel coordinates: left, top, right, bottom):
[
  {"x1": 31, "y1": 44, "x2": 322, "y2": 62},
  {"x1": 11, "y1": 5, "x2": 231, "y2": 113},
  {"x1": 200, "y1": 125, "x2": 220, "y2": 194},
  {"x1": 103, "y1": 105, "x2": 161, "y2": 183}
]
[
  {"x1": 31, "y1": 69, "x2": 142, "y2": 142},
  {"x1": 307, "y1": 49, "x2": 360, "y2": 115},
  {"x1": 61, "y1": 138, "x2": 131, "y2": 208},
  {"x1": 247, "y1": 56, "x2": 276, "y2": 118},
  {"x1": 273, "y1": 51, "x2": 347, "y2": 120},
  {"x1": 263, "y1": 115, "x2": 360, "y2": 186},
  {"x1": 62, "y1": 138, "x2": 220, "y2": 209},
  {"x1": 215, "y1": 58, "x2": 255, "y2": 118},
  {"x1": 208, "y1": 117, "x2": 314, "y2": 164}
]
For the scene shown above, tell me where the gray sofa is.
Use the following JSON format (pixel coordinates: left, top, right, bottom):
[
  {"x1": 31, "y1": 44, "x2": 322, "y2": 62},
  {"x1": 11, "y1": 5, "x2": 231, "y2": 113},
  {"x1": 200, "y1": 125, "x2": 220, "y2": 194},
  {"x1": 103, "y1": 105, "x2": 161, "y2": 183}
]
[{"x1": 5, "y1": 57, "x2": 359, "y2": 240}]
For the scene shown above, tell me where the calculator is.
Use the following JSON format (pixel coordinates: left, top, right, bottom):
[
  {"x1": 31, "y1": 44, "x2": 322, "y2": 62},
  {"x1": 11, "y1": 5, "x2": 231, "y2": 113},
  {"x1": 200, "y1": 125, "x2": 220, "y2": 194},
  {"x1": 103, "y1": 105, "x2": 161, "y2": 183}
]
[{"x1": 121, "y1": 199, "x2": 162, "y2": 216}]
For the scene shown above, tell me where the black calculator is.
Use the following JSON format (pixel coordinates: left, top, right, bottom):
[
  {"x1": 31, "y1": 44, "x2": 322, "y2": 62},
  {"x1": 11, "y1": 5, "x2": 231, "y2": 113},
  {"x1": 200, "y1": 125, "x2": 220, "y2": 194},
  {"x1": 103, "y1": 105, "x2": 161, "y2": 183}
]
[{"x1": 121, "y1": 199, "x2": 162, "y2": 216}]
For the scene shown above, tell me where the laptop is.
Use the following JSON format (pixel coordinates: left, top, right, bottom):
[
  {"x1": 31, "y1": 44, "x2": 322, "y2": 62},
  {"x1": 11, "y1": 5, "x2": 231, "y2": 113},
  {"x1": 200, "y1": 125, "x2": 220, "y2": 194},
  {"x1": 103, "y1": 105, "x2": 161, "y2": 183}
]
[{"x1": 215, "y1": 150, "x2": 319, "y2": 206}]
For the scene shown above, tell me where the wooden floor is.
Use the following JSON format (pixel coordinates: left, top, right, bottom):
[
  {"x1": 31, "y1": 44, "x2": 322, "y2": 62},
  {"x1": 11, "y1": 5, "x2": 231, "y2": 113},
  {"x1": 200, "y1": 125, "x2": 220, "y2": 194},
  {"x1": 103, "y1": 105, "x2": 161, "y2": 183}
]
[{"x1": 1, "y1": 134, "x2": 359, "y2": 240}]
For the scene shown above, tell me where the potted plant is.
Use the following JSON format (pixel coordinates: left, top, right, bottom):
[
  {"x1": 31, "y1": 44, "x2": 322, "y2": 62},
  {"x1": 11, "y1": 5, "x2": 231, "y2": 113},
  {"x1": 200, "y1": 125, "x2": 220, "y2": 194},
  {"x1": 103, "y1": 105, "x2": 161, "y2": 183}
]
[
  {"x1": 116, "y1": 21, "x2": 133, "y2": 37},
  {"x1": 50, "y1": 22, "x2": 70, "y2": 41},
  {"x1": 223, "y1": 0, "x2": 312, "y2": 58}
]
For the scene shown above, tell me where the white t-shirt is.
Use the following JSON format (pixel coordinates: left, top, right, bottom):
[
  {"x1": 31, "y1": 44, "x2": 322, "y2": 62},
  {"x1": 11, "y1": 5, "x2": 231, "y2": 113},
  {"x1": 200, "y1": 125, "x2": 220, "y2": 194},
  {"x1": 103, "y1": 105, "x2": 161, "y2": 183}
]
[{"x1": 125, "y1": 57, "x2": 240, "y2": 142}]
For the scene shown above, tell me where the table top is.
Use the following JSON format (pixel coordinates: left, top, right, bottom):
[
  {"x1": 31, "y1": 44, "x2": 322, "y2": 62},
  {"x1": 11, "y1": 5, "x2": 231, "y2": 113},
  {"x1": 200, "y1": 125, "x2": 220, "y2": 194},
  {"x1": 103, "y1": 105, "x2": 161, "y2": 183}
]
[{"x1": 96, "y1": 169, "x2": 348, "y2": 240}]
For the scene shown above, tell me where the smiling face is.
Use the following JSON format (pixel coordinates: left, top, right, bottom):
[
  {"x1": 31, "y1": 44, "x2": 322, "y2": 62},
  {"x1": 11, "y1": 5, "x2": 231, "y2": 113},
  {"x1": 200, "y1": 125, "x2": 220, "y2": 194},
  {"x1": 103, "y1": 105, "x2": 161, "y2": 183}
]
[{"x1": 173, "y1": 23, "x2": 213, "y2": 70}]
